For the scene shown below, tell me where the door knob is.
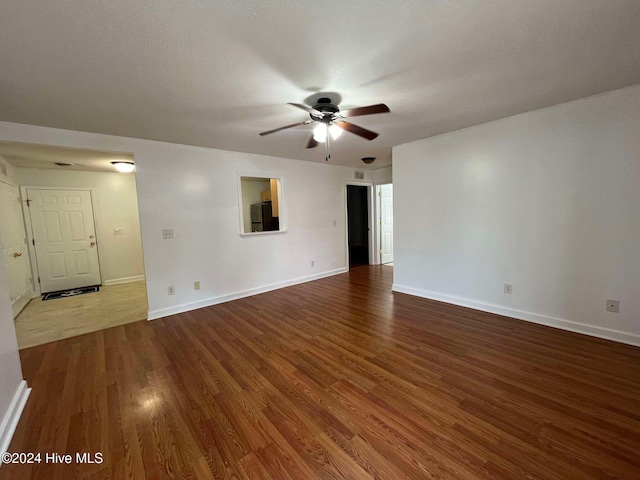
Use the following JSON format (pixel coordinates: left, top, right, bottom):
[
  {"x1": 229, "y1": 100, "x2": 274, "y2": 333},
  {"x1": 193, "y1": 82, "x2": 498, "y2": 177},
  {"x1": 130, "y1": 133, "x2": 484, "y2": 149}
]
[
  {"x1": 90, "y1": 242, "x2": 96, "y2": 247},
  {"x1": 90, "y1": 235, "x2": 95, "y2": 239},
  {"x1": 13, "y1": 252, "x2": 22, "y2": 257}
]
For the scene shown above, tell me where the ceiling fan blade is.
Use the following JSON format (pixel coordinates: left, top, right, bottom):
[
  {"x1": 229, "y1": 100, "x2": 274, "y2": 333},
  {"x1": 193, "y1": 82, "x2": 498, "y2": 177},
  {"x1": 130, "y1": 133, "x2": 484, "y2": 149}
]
[
  {"x1": 339, "y1": 103, "x2": 390, "y2": 118},
  {"x1": 287, "y1": 102, "x2": 323, "y2": 116},
  {"x1": 306, "y1": 135, "x2": 318, "y2": 149},
  {"x1": 335, "y1": 121, "x2": 379, "y2": 140},
  {"x1": 259, "y1": 120, "x2": 311, "y2": 136}
]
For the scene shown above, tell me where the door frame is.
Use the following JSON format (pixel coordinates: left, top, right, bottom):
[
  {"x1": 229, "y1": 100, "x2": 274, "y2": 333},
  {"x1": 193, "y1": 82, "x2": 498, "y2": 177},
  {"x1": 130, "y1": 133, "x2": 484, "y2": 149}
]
[
  {"x1": 20, "y1": 186, "x2": 102, "y2": 296},
  {"x1": 0, "y1": 176, "x2": 35, "y2": 315},
  {"x1": 344, "y1": 181, "x2": 376, "y2": 267}
]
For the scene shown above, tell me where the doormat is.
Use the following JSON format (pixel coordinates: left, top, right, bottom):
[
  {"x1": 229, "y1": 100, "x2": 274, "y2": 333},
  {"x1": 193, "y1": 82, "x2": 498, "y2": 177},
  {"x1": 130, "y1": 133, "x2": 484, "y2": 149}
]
[{"x1": 42, "y1": 285, "x2": 100, "y2": 301}]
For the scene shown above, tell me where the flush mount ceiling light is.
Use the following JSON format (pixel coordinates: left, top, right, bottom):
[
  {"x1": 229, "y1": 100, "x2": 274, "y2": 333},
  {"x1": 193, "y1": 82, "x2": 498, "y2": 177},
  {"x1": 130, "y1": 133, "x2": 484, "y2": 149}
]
[
  {"x1": 260, "y1": 97, "x2": 390, "y2": 161},
  {"x1": 361, "y1": 156, "x2": 376, "y2": 165},
  {"x1": 111, "y1": 161, "x2": 135, "y2": 173}
]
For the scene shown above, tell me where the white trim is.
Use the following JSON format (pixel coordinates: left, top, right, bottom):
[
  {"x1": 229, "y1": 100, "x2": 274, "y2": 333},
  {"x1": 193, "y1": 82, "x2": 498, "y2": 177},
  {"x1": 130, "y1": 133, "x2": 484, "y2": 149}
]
[
  {"x1": 148, "y1": 267, "x2": 347, "y2": 320},
  {"x1": 375, "y1": 184, "x2": 381, "y2": 265},
  {"x1": 392, "y1": 284, "x2": 640, "y2": 347},
  {"x1": 19, "y1": 186, "x2": 41, "y2": 296},
  {"x1": 236, "y1": 171, "x2": 287, "y2": 235},
  {"x1": 103, "y1": 275, "x2": 146, "y2": 286},
  {"x1": 0, "y1": 380, "x2": 31, "y2": 456},
  {"x1": 239, "y1": 230, "x2": 287, "y2": 237},
  {"x1": 11, "y1": 294, "x2": 31, "y2": 318}
]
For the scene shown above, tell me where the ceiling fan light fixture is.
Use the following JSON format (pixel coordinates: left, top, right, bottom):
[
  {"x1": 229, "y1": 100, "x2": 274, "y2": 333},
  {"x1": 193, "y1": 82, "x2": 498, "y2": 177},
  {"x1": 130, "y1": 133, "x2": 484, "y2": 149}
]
[
  {"x1": 329, "y1": 124, "x2": 343, "y2": 140},
  {"x1": 313, "y1": 123, "x2": 328, "y2": 142},
  {"x1": 313, "y1": 123, "x2": 343, "y2": 143},
  {"x1": 111, "y1": 161, "x2": 136, "y2": 173}
]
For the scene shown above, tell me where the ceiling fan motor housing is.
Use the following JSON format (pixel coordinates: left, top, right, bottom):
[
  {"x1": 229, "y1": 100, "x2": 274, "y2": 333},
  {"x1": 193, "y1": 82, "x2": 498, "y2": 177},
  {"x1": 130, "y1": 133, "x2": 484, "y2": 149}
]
[{"x1": 310, "y1": 102, "x2": 339, "y2": 123}]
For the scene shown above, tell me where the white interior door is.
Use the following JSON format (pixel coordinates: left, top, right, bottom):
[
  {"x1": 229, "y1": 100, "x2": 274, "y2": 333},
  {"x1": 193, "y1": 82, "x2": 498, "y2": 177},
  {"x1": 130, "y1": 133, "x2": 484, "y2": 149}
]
[
  {"x1": 0, "y1": 179, "x2": 34, "y2": 316},
  {"x1": 27, "y1": 188, "x2": 101, "y2": 293},
  {"x1": 380, "y1": 183, "x2": 394, "y2": 264}
]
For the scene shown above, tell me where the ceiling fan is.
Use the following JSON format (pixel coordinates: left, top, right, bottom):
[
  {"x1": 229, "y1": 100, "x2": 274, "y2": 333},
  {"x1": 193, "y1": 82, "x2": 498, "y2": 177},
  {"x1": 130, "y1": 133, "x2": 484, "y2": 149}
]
[{"x1": 259, "y1": 97, "x2": 390, "y2": 161}]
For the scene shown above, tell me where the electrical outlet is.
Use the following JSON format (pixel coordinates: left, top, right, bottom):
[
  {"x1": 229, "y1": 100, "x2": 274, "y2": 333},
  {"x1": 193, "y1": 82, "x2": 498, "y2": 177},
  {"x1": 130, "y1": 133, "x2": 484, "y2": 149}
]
[
  {"x1": 606, "y1": 299, "x2": 619, "y2": 313},
  {"x1": 162, "y1": 229, "x2": 174, "y2": 239},
  {"x1": 167, "y1": 285, "x2": 175, "y2": 295},
  {"x1": 194, "y1": 281, "x2": 200, "y2": 290},
  {"x1": 311, "y1": 260, "x2": 315, "y2": 267},
  {"x1": 504, "y1": 283, "x2": 513, "y2": 294},
  {"x1": 333, "y1": 220, "x2": 336, "y2": 226}
]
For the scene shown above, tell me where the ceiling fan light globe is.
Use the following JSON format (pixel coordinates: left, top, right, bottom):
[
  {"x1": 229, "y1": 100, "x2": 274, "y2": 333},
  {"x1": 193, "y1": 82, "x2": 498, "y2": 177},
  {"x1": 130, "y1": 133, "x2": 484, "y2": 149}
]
[
  {"x1": 329, "y1": 124, "x2": 343, "y2": 140},
  {"x1": 313, "y1": 123, "x2": 328, "y2": 142}
]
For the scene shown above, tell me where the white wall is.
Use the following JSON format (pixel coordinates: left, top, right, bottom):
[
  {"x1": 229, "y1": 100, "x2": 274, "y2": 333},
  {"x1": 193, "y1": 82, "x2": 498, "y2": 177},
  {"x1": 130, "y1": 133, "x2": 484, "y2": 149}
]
[
  {"x1": 369, "y1": 165, "x2": 392, "y2": 185},
  {"x1": 0, "y1": 122, "x2": 353, "y2": 320},
  {"x1": 16, "y1": 168, "x2": 145, "y2": 285},
  {"x1": 393, "y1": 84, "x2": 640, "y2": 346},
  {"x1": 0, "y1": 251, "x2": 29, "y2": 454},
  {"x1": 136, "y1": 145, "x2": 351, "y2": 319},
  {"x1": 0, "y1": 155, "x2": 19, "y2": 184}
]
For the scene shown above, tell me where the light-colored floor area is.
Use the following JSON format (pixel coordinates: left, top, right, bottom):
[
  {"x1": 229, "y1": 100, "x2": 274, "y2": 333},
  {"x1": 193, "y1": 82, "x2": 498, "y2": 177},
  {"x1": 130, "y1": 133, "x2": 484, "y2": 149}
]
[{"x1": 14, "y1": 281, "x2": 148, "y2": 349}]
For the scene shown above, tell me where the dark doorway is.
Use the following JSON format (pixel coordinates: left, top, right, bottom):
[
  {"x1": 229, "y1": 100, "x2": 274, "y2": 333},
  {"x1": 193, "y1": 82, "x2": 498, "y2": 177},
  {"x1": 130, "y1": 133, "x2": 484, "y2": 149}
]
[{"x1": 347, "y1": 185, "x2": 369, "y2": 267}]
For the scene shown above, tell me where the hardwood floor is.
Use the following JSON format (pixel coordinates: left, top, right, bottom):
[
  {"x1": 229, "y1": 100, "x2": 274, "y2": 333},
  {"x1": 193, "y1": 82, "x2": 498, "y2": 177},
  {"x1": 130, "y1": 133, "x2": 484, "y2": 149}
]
[{"x1": 3, "y1": 266, "x2": 639, "y2": 479}]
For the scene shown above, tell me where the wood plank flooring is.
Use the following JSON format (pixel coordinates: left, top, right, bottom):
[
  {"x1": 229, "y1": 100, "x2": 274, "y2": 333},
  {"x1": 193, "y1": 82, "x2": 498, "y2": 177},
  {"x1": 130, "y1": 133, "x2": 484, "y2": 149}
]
[{"x1": 3, "y1": 266, "x2": 639, "y2": 479}]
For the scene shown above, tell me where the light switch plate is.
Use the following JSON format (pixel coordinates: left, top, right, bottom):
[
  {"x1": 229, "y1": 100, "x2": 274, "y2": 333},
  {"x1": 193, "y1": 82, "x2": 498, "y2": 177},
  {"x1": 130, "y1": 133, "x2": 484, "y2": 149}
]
[
  {"x1": 162, "y1": 229, "x2": 174, "y2": 239},
  {"x1": 113, "y1": 228, "x2": 124, "y2": 235}
]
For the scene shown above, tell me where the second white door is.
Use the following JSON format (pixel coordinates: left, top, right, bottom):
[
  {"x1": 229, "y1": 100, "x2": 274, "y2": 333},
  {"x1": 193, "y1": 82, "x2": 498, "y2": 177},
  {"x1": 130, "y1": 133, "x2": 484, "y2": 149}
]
[
  {"x1": 27, "y1": 188, "x2": 101, "y2": 293},
  {"x1": 0, "y1": 179, "x2": 33, "y2": 316},
  {"x1": 380, "y1": 184, "x2": 393, "y2": 264}
]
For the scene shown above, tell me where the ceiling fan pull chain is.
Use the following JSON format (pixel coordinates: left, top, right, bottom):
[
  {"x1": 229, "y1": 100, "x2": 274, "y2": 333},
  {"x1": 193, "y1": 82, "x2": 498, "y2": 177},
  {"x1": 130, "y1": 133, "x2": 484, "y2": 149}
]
[{"x1": 326, "y1": 130, "x2": 331, "y2": 161}]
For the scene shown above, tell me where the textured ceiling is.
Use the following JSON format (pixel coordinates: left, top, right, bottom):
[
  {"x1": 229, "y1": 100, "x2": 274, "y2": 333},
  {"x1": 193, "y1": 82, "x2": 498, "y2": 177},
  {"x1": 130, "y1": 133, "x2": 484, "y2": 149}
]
[{"x1": 1, "y1": 0, "x2": 639, "y2": 169}]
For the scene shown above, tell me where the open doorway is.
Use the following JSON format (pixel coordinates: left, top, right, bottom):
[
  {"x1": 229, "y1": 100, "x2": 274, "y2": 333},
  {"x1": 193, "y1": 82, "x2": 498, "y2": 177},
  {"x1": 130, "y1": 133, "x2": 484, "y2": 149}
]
[
  {"x1": 0, "y1": 141, "x2": 148, "y2": 349},
  {"x1": 377, "y1": 183, "x2": 393, "y2": 265},
  {"x1": 347, "y1": 184, "x2": 371, "y2": 267}
]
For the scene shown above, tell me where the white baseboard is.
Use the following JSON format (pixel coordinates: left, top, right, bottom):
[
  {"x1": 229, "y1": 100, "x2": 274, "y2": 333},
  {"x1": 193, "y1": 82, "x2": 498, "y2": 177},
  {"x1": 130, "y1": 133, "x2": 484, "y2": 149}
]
[
  {"x1": 103, "y1": 275, "x2": 146, "y2": 286},
  {"x1": 0, "y1": 380, "x2": 31, "y2": 456},
  {"x1": 148, "y1": 268, "x2": 348, "y2": 320},
  {"x1": 392, "y1": 284, "x2": 640, "y2": 347}
]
